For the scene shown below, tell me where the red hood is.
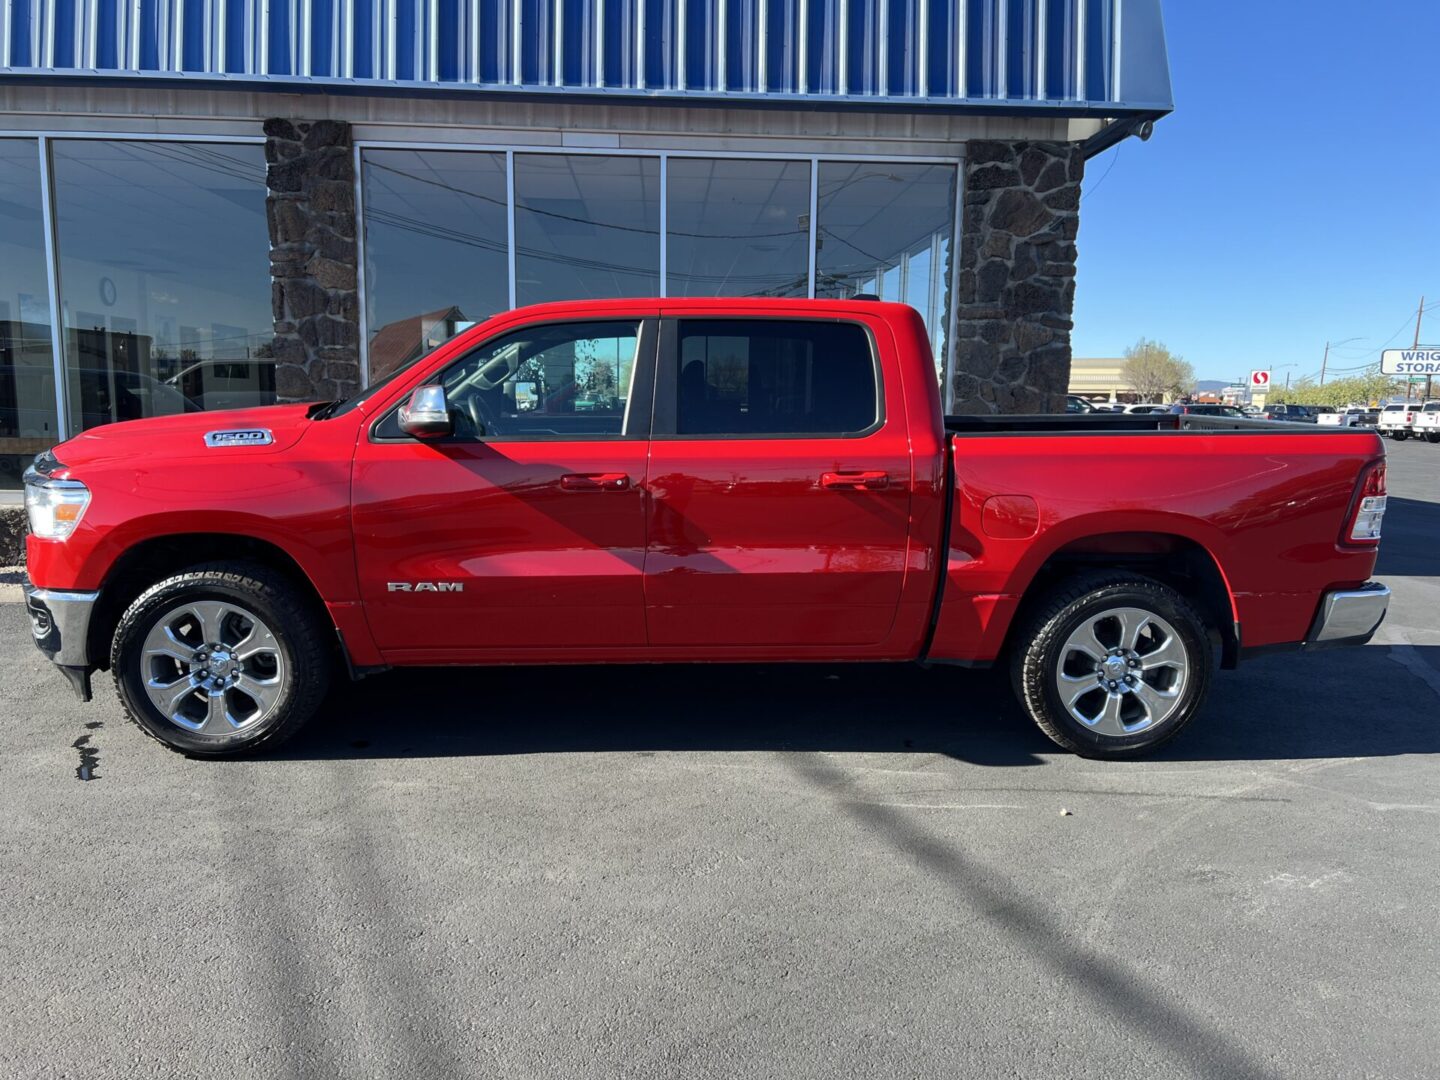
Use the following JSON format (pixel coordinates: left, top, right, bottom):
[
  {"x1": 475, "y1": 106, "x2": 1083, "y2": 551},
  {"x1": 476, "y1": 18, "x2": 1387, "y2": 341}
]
[{"x1": 53, "y1": 403, "x2": 318, "y2": 470}]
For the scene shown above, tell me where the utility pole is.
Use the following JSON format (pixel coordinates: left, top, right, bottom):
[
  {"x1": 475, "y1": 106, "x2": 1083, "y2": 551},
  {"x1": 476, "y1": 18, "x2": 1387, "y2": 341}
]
[
  {"x1": 1417, "y1": 296, "x2": 1429, "y2": 401},
  {"x1": 1320, "y1": 341, "x2": 1330, "y2": 386}
]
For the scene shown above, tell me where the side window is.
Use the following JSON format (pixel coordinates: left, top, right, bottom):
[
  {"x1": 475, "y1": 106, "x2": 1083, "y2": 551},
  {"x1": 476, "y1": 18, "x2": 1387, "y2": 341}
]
[
  {"x1": 379, "y1": 320, "x2": 642, "y2": 439},
  {"x1": 673, "y1": 319, "x2": 878, "y2": 437}
]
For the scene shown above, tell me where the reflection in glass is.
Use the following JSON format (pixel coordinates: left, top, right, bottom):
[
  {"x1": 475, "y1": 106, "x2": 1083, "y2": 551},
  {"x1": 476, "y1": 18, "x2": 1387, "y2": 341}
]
[
  {"x1": 515, "y1": 154, "x2": 660, "y2": 305},
  {"x1": 666, "y1": 158, "x2": 811, "y2": 298},
  {"x1": 377, "y1": 320, "x2": 641, "y2": 440},
  {"x1": 815, "y1": 162, "x2": 956, "y2": 377},
  {"x1": 361, "y1": 149, "x2": 508, "y2": 379},
  {"x1": 0, "y1": 139, "x2": 58, "y2": 488},
  {"x1": 50, "y1": 140, "x2": 274, "y2": 433}
]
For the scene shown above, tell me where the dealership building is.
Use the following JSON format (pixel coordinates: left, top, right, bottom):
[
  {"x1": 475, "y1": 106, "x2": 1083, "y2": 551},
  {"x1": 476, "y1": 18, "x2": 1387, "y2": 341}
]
[{"x1": 0, "y1": 1, "x2": 1172, "y2": 489}]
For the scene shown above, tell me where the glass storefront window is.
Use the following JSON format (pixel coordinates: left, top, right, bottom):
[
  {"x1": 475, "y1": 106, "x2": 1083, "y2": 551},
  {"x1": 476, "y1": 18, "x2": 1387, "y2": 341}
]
[
  {"x1": 50, "y1": 140, "x2": 274, "y2": 434},
  {"x1": 515, "y1": 154, "x2": 661, "y2": 306},
  {"x1": 0, "y1": 139, "x2": 59, "y2": 488},
  {"x1": 666, "y1": 158, "x2": 811, "y2": 298},
  {"x1": 815, "y1": 161, "x2": 957, "y2": 377},
  {"x1": 355, "y1": 150, "x2": 955, "y2": 391},
  {"x1": 360, "y1": 149, "x2": 509, "y2": 380}
]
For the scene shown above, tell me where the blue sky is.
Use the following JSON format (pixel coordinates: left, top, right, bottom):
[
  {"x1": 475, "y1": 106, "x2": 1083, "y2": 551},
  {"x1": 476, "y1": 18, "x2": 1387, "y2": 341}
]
[{"x1": 1071, "y1": 0, "x2": 1440, "y2": 383}]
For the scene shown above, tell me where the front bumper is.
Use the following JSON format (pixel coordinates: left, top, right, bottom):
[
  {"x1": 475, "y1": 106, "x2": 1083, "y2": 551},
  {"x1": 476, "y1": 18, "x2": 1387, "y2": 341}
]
[
  {"x1": 1305, "y1": 582, "x2": 1390, "y2": 650},
  {"x1": 23, "y1": 585, "x2": 99, "y2": 700}
]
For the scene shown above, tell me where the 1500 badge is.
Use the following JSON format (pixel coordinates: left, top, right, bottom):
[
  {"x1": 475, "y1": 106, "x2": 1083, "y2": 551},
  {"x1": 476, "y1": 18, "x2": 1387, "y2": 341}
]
[{"x1": 387, "y1": 582, "x2": 464, "y2": 592}]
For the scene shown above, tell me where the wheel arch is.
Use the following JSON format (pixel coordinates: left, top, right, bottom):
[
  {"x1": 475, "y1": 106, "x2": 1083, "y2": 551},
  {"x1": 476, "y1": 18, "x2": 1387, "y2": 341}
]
[
  {"x1": 86, "y1": 533, "x2": 335, "y2": 672},
  {"x1": 1001, "y1": 530, "x2": 1241, "y2": 669}
]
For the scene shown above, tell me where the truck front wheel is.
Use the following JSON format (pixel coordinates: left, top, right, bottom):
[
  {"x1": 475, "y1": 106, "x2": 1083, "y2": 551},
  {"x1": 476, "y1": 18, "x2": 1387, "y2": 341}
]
[
  {"x1": 1010, "y1": 572, "x2": 1212, "y2": 758},
  {"x1": 111, "y1": 561, "x2": 332, "y2": 757}
]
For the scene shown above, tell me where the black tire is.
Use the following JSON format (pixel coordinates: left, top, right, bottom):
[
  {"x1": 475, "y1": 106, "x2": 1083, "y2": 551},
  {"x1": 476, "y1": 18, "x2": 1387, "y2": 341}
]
[
  {"x1": 111, "y1": 561, "x2": 332, "y2": 757},
  {"x1": 1425, "y1": 433, "x2": 1440, "y2": 444},
  {"x1": 1009, "y1": 571, "x2": 1212, "y2": 759},
  {"x1": 1390, "y1": 430, "x2": 1410, "y2": 441}
]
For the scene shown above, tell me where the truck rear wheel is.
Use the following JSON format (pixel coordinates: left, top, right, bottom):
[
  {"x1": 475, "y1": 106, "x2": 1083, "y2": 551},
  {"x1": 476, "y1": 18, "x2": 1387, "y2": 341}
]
[
  {"x1": 111, "y1": 561, "x2": 332, "y2": 757},
  {"x1": 1010, "y1": 572, "x2": 1212, "y2": 758}
]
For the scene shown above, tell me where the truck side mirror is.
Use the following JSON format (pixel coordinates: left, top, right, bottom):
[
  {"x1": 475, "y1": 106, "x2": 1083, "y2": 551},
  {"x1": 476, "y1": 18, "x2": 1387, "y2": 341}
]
[{"x1": 398, "y1": 385, "x2": 453, "y2": 439}]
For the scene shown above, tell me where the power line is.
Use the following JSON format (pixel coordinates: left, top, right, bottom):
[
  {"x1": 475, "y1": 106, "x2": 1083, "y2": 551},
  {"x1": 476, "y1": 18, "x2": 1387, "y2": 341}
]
[{"x1": 1080, "y1": 146, "x2": 1122, "y2": 202}]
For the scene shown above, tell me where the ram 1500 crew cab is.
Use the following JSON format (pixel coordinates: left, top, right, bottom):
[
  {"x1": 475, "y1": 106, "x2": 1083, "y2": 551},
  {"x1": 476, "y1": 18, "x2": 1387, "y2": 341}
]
[{"x1": 23, "y1": 299, "x2": 1391, "y2": 758}]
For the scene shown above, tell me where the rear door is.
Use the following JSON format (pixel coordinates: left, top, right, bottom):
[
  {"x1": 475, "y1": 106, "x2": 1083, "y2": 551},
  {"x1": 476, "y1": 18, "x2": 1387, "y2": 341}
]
[
  {"x1": 642, "y1": 313, "x2": 912, "y2": 648},
  {"x1": 352, "y1": 316, "x2": 656, "y2": 659}
]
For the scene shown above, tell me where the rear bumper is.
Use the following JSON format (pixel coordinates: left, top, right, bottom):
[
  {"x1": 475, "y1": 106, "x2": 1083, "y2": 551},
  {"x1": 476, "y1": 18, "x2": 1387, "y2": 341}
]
[
  {"x1": 1304, "y1": 582, "x2": 1390, "y2": 650},
  {"x1": 23, "y1": 585, "x2": 99, "y2": 699}
]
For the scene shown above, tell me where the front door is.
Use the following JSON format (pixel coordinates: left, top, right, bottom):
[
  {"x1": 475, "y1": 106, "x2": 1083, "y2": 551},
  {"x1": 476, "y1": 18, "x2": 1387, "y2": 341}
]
[
  {"x1": 352, "y1": 317, "x2": 656, "y2": 660},
  {"x1": 643, "y1": 313, "x2": 913, "y2": 649}
]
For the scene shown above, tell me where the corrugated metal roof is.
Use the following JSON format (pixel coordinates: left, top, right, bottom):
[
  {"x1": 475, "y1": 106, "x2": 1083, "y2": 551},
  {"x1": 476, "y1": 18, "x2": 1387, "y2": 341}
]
[{"x1": 0, "y1": 1, "x2": 1172, "y2": 115}]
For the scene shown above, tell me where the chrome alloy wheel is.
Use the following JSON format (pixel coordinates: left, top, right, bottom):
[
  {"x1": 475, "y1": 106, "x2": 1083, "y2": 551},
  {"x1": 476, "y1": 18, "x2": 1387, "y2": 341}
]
[
  {"x1": 140, "y1": 601, "x2": 286, "y2": 735},
  {"x1": 1054, "y1": 606, "x2": 1189, "y2": 737}
]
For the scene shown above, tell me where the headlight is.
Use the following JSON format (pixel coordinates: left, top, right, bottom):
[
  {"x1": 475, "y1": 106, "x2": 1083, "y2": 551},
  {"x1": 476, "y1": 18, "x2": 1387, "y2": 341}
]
[{"x1": 23, "y1": 466, "x2": 91, "y2": 541}]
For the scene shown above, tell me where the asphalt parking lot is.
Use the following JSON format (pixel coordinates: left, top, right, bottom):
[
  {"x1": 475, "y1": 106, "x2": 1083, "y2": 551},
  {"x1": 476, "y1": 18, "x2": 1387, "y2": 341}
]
[{"x1": 2, "y1": 440, "x2": 1437, "y2": 1080}]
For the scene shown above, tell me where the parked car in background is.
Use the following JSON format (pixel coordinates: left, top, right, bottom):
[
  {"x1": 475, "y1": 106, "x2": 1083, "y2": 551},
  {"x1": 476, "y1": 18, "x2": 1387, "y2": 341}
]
[
  {"x1": 1319, "y1": 407, "x2": 1379, "y2": 429},
  {"x1": 1413, "y1": 401, "x2": 1440, "y2": 443},
  {"x1": 1121, "y1": 403, "x2": 1169, "y2": 414},
  {"x1": 1260, "y1": 404, "x2": 1315, "y2": 422},
  {"x1": 1066, "y1": 395, "x2": 1099, "y2": 413},
  {"x1": 22, "y1": 297, "x2": 1391, "y2": 762},
  {"x1": 164, "y1": 358, "x2": 277, "y2": 412},
  {"x1": 1, "y1": 364, "x2": 200, "y2": 437},
  {"x1": 1168, "y1": 403, "x2": 1246, "y2": 418},
  {"x1": 1377, "y1": 403, "x2": 1418, "y2": 440}
]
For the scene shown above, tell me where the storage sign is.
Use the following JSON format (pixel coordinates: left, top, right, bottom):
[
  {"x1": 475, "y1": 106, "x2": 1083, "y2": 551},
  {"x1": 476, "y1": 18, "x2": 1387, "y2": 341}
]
[
  {"x1": 1250, "y1": 370, "x2": 1271, "y2": 388},
  {"x1": 1382, "y1": 348, "x2": 1440, "y2": 375}
]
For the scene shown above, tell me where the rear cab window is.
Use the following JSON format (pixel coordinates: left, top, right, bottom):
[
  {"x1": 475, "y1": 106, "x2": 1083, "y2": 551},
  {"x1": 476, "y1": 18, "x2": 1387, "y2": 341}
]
[{"x1": 657, "y1": 318, "x2": 881, "y2": 438}]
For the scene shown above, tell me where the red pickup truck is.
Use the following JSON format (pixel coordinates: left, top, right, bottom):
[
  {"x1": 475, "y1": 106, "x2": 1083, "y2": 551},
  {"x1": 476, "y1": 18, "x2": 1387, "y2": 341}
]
[{"x1": 23, "y1": 298, "x2": 1390, "y2": 759}]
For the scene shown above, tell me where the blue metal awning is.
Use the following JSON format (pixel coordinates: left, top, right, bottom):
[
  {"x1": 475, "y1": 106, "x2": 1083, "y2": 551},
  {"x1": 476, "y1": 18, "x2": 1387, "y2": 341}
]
[{"x1": 0, "y1": 0, "x2": 1172, "y2": 116}]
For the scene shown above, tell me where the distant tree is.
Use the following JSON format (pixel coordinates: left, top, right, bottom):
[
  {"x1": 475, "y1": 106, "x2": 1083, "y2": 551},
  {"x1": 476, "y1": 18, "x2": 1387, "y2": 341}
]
[
  {"x1": 1272, "y1": 370, "x2": 1405, "y2": 407},
  {"x1": 1120, "y1": 338, "x2": 1196, "y2": 402}
]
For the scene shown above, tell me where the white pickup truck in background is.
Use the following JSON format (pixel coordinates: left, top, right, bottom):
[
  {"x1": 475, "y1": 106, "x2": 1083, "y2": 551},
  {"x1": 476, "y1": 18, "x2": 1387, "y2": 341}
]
[
  {"x1": 1413, "y1": 400, "x2": 1440, "y2": 443},
  {"x1": 1377, "y1": 403, "x2": 1418, "y2": 440},
  {"x1": 1319, "y1": 407, "x2": 1378, "y2": 429}
]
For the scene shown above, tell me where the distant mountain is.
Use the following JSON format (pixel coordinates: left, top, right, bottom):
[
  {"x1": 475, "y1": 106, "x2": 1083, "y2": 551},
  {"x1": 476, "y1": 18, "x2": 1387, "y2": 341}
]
[{"x1": 1195, "y1": 380, "x2": 1230, "y2": 393}]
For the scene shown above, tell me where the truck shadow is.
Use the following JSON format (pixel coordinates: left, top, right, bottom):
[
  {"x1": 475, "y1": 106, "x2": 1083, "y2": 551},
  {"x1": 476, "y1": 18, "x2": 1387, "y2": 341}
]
[
  {"x1": 1375, "y1": 495, "x2": 1440, "y2": 577},
  {"x1": 280, "y1": 644, "x2": 1440, "y2": 765}
]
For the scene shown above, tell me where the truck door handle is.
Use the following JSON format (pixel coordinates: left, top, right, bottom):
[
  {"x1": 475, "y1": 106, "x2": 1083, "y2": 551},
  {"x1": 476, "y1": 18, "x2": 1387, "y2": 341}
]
[
  {"x1": 561, "y1": 472, "x2": 631, "y2": 492},
  {"x1": 821, "y1": 471, "x2": 889, "y2": 491}
]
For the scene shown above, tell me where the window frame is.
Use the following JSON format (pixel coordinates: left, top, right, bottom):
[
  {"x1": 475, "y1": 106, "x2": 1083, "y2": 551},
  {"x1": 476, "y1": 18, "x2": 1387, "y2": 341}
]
[
  {"x1": 650, "y1": 315, "x2": 886, "y2": 441},
  {"x1": 369, "y1": 316, "x2": 659, "y2": 444}
]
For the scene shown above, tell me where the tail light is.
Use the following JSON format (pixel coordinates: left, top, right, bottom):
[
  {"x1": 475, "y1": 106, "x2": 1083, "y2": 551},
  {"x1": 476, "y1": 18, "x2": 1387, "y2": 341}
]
[{"x1": 1343, "y1": 460, "x2": 1387, "y2": 544}]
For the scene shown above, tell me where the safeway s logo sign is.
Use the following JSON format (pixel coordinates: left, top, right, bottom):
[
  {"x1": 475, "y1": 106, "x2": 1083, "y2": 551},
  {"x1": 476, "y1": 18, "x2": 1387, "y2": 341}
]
[{"x1": 1250, "y1": 370, "x2": 1271, "y2": 388}]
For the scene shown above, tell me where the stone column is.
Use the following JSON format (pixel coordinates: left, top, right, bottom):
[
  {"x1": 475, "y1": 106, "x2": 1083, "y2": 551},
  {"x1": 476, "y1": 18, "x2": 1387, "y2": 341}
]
[
  {"x1": 952, "y1": 140, "x2": 1084, "y2": 414},
  {"x1": 264, "y1": 119, "x2": 362, "y2": 402}
]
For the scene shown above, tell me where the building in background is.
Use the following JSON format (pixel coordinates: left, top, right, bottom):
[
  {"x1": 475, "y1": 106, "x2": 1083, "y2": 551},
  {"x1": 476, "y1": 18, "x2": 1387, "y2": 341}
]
[
  {"x1": 0, "y1": 0, "x2": 1172, "y2": 487},
  {"x1": 1067, "y1": 356, "x2": 1130, "y2": 402}
]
